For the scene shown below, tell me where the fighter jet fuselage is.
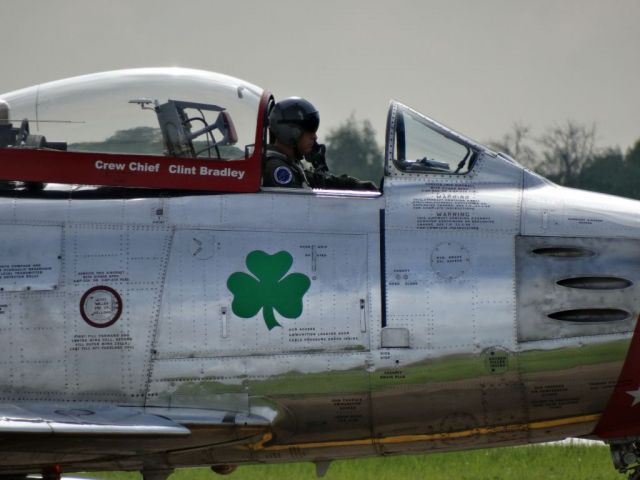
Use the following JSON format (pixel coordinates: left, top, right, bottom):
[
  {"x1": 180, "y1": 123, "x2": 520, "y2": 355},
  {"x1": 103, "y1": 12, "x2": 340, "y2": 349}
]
[{"x1": 0, "y1": 68, "x2": 639, "y2": 479}]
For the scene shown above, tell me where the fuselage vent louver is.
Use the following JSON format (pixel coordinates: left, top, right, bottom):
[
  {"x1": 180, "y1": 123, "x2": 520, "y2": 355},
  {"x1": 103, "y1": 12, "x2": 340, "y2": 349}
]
[
  {"x1": 531, "y1": 246, "x2": 595, "y2": 258},
  {"x1": 556, "y1": 276, "x2": 633, "y2": 290},
  {"x1": 548, "y1": 308, "x2": 630, "y2": 323}
]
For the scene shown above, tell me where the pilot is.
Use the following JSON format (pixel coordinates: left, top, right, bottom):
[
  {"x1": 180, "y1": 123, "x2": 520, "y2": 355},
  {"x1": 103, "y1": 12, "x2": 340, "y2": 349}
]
[{"x1": 263, "y1": 97, "x2": 377, "y2": 190}]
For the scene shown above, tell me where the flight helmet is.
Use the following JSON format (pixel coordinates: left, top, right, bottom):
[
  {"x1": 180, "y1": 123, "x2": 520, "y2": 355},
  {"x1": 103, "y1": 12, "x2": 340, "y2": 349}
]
[{"x1": 269, "y1": 97, "x2": 319, "y2": 146}]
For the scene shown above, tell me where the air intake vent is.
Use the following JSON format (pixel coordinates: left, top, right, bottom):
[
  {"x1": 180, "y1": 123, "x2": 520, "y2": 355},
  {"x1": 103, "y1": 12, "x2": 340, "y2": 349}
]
[
  {"x1": 531, "y1": 246, "x2": 595, "y2": 258},
  {"x1": 548, "y1": 308, "x2": 630, "y2": 323},
  {"x1": 557, "y1": 276, "x2": 632, "y2": 290}
]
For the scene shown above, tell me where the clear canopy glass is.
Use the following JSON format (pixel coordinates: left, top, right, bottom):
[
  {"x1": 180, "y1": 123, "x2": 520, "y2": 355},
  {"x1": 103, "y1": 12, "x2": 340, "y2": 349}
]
[{"x1": 0, "y1": 68, "x2": 264, "y2": 159}]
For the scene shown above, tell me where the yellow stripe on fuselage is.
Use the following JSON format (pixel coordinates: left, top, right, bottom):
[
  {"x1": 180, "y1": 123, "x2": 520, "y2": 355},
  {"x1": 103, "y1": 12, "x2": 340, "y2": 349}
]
[{"x1": 248, "y1": 413, "x2": 601, "y2": 451}]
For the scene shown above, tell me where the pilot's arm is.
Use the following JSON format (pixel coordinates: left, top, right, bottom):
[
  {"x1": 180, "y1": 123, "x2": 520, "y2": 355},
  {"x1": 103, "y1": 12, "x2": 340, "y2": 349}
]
[
  {"x1": 304, "y1": 144, "x2": 378, "y2": 191},
  {"x1": 307, "y1": 170, "x2": 378, "y2": 190}
]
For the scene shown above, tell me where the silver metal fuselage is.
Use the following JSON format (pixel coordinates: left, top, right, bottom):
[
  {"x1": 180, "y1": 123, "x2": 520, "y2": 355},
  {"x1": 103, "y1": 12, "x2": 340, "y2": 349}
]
[{"x1": 1, "y1": 150, "x2": 639, "y2": 472}]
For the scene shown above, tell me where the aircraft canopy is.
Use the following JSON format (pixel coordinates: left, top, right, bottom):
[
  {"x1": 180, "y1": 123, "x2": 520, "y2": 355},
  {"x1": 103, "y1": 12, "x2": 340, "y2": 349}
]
[{"x1": 0, "y1": 68, "x2": 264, "y2": 159}]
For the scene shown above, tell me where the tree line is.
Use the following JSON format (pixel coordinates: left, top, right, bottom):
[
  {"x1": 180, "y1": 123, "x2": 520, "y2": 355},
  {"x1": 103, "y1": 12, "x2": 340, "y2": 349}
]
[{"x1": 489, "y1": 122, "x2": 640, "y2": 199}]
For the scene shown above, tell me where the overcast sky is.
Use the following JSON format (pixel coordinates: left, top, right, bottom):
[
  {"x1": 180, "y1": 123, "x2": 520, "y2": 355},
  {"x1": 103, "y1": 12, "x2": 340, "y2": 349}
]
[{"x1": 1, "y1": 0, "x2": 639, "y2": 152}]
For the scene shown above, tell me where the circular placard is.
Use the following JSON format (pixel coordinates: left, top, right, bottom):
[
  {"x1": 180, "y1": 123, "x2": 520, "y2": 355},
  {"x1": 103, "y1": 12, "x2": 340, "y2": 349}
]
[
  {"x1": 430, "y1": 242, "x2": 471, "y2": 280},
  {"x1": 80, "y1": 286, "x2": 123, "y2": 328}
]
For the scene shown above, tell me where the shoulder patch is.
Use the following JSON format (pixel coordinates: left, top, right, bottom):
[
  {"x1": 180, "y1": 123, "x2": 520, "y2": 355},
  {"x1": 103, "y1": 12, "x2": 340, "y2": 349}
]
[{"x1": 273, "y1": 165, "x2": 294, "y2": 185}]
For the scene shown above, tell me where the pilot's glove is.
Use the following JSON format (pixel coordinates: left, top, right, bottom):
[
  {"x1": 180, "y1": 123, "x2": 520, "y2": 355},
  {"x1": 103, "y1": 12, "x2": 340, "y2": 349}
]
[
  {"x1": 306, "y1": 142, "x2": 329, "y2": 173},
  {"x1": 346, "y1": 178, "x2": 377, "y2": 190},
  {"x1": 358, "y1": 180, "x2": 378, "y2": 190},
  {"x1": 331, "y1": 175, "x2": 378, "y2": 191}
]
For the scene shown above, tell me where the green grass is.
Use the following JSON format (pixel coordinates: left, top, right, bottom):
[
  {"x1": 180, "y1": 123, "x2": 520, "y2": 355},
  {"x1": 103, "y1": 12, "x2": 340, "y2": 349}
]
[{"x1": 87, "y1": 445, "x2": 626, "y2": 480}]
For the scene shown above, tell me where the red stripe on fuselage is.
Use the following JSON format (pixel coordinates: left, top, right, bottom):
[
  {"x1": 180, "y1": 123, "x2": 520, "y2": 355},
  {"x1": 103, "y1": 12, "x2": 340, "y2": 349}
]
[{"x1": 0, "y1": 148, "x2": 260, "y2": 192}]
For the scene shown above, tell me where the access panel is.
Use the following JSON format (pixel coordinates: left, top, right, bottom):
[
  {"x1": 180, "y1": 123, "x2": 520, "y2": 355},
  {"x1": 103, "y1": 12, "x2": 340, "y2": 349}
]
[{"x1": 154, "y1": 229, "x2": 370, "y2": 357}]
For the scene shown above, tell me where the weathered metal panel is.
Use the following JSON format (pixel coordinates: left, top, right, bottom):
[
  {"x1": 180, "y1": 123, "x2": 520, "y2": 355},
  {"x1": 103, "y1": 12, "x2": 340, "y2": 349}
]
[
  {"x1": 0, "y1": 225, "x2": 62, "y2": 291},
  {"x1": 374, "y1": 152, "x2": 526, "y2": 449},
  {"x1": 382, "y1": 153, "x2": 522, "y2": 352},
  {"x1": 63, "y1": 224, "x2": 171, "y2": 399},
  {"x1": 521, "y1": 171, "x2": 640, "y2": 239},
  {"x1": 0, "y1": 219, "x2": 171, "y2": 401},
  {"x1": 154, "y1": 230, "x2": 369, "y2": 357},
  {"x1": 516, "y1": 235, "x2": 640, "y2": 342}
]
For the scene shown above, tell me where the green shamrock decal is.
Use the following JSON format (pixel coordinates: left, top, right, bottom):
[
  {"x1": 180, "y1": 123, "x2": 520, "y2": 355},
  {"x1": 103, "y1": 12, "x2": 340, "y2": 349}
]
[{"x1": 227, "y1": 250, "x2": 311, "y2": 330}]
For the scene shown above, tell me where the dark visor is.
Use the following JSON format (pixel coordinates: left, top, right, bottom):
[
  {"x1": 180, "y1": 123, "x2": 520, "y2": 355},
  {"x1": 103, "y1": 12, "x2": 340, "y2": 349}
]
[{"x1": 285, "y1": 111, "x2": 319, "y2": 133}]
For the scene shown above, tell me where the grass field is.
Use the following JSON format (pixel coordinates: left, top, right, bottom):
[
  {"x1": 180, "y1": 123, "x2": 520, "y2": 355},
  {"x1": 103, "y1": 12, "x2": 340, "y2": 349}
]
[{"x1": 90, "y1": 444, "x2": 627, "y2": 480}]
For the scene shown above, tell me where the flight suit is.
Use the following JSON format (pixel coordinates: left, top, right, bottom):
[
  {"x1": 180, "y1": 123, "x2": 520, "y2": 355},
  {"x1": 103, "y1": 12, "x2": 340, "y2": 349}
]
[{"x1": 262, "y1": 147, "x2": 377, "y2": 190}]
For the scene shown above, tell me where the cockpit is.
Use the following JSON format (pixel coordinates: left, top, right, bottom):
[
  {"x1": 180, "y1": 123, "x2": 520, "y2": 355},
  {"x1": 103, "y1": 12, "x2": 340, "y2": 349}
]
[
  {"x1": 0, "y1": 68, "x2": 269, "y2": 192},
  {"x1": 0, "y1": 68, "x2": 263, "y2": 159},
  {"x1": 0, "y1": 68, "x2": 489, "y2": 195}
]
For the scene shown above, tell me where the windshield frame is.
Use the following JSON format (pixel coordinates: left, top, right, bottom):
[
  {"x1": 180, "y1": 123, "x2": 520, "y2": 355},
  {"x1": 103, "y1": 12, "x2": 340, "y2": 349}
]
[{"x1": 384, "y1": 101, "x2": 484, "y2": 177}]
